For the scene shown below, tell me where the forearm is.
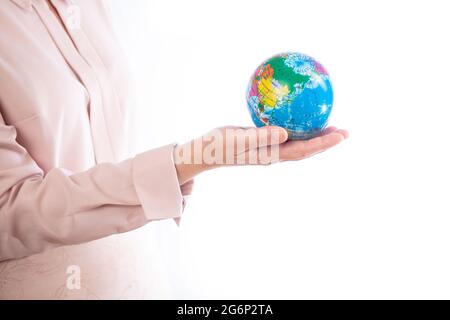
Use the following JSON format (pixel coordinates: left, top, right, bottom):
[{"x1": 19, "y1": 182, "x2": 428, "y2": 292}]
[{"x1": 0, "y1": 144, "x2": 184, "y2": 261}]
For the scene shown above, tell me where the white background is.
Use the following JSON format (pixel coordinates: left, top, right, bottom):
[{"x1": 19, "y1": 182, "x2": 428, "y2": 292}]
[{"x1": 108, "y1": 0, "x2": 450, "y2": 299}]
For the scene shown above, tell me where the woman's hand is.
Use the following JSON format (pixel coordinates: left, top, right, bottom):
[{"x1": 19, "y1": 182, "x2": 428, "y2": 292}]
[{"x1": 174, "y1": 126, "x2": 349, "y2": 185}]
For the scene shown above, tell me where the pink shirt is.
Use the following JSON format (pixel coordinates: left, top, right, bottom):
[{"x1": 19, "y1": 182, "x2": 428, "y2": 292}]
[{"x1": 0, "y1": 0, "x2": 187, "y2": 299}]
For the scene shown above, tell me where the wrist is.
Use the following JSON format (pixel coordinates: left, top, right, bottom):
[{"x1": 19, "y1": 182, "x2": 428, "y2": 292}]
[{"x1": 174, "y1": 141, "x2": 215, "y2": 185}]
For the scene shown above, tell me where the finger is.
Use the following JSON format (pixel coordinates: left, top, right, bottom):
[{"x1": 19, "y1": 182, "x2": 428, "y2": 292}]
[
  {"x1": 304, "y1": 131, "x2": 346, "y2": 153},
  {"x1": 258, "y1": 126, "x2": 289, "y2": 145},
  {"x1": 335, "y1": 128, "x2": 350, "y2": 139},
  {"x1": 181, "y1": 179, "x2": 194, "y2": 187},
  {"x1": 244, "y1": 128, "x2": 348, "y2": 164},
  {"x1": 180, "y1": 179, "x2": 194, "y2": 196},
  {"x1": 218, "y1": 125, "x2": 251, "y2": 130},
  {"x1": 228, "y1": 126, "x2": 288, "y2": 153},
  {"x1": 318, "y1": 126, "x2": 338, "y2": 136},
  {"x1": 280, "y1": 131, "x2": 346, "y2": 160},
  {"x1": 243, "y1": 145, "x2": 277, "y2": 165}
]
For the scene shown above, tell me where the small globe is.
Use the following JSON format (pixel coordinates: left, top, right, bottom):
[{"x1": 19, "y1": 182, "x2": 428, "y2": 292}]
[{"x1": 246, "y1": 52, "x2": 333, "y2": 140}]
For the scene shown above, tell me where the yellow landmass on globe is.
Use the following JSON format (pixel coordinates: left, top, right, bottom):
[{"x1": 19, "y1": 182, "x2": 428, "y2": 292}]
[{"x1": 258, "y1": 77, "x2": 289, "y2": 108}]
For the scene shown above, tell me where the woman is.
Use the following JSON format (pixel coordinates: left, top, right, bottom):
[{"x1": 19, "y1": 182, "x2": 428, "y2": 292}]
[{"x1": 0, "y1": 0, "x2": 348, "y2": 299}]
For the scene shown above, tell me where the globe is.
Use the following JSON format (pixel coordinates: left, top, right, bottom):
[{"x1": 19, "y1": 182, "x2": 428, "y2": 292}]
[{"x1": 246, "y1": 52, "x2": 333, "y2": 140}]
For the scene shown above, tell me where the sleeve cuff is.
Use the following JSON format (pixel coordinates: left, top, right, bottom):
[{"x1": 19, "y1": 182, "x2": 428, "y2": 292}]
[{"x1": 132, "y1": 143, "x2": 184, "y2": 221}]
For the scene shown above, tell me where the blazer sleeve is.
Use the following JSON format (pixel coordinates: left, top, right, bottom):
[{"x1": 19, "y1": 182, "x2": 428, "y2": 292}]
[{"x1": 0, "y1": 112, "x2": 184, "y2": 261}]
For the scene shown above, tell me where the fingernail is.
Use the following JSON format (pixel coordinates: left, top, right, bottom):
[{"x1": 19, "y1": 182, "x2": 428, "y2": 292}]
[{"x1": 271, "y1": 128, "x2": 288, "y2": 141}]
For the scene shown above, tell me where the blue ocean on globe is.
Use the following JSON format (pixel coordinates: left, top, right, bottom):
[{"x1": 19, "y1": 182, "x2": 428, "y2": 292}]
[{"x1": 246, "y1": 52, "x2": 333, "y2": 140}]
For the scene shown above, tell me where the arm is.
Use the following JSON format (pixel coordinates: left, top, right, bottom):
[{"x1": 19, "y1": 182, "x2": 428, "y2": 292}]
[
  {"x1": 174, "y1": 126, "x2": 349, "y2": 184},
  {"x1": 0, "y1": 110, "x2": 346, "y2": 261},
  {"x1": 0, "y1": 112, "x2": 185, "y2": 261}
]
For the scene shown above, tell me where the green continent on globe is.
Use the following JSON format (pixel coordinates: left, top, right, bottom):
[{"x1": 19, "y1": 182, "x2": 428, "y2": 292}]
[{"x1": 246, "y1": 52, "x2": 334, "y2": 140}]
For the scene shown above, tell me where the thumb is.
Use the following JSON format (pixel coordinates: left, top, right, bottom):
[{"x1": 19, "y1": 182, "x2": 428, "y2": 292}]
[{"x1": 241, "y1": 126, "x2": 288, "y2": 150}]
